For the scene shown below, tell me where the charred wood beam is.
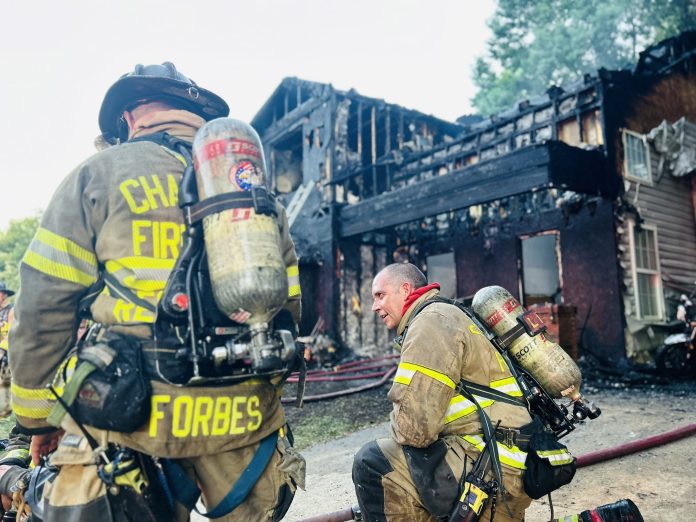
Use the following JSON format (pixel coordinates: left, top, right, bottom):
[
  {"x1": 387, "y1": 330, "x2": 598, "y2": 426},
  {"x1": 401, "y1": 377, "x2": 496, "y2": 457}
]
[
  {"x1": 338, "y1": 141, "x2": 612, "y2": 238},
  {"x1": 260, "y1": 97, "x2": 327, "y2": 145}
]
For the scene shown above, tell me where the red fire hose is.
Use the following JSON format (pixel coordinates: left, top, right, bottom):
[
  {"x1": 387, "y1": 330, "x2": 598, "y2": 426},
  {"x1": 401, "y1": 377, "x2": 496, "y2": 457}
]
[
  {"x1": 281, "y1": 366, "x2": 397, "y2": 404},
  {"x1": 299, "y1": 423, "x2": 696, "y2": 521},
  {"x1": 575, "y1": 422, "x2": 696, "y2": 468}
]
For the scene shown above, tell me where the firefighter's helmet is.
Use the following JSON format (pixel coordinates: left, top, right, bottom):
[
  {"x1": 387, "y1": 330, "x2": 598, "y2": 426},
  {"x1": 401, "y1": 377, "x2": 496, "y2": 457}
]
[
  {"x1": 0, "y1": 282, "x2": 14, "y2": 297},
  {"x1": 98, "y1": 62, "x2": 229, "y2": 144}
]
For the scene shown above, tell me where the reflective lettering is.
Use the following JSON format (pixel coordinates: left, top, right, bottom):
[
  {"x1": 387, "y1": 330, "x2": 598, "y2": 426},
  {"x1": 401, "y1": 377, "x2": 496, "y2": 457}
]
[
  {"x1": 147, "y1": 394, "x2": 263, "y2": 438},
  {"x1": 191, "y1": 396, "x2": 214, "y2": 437},
  {"x1": 150, "y1": 395, "x2": 171, "y2": 437},
  {"x1": 119, "y1": 174, "x2": 179, "y2": 214},
  {"x1": 131, "y1": 220, "x2": 184, "y2": 259},
  {"x1": 247, "y1": 396, "x2": 262, "y2": 431},
  {"x1": 172, "y1": 396, "x2": 194, "y2": 437},
  {"x1": 211, "y1": 397, "x2": 232, "y2": 435},
  {"x1": 230, "y1": 397, "x2": 246, "y2": 435}
]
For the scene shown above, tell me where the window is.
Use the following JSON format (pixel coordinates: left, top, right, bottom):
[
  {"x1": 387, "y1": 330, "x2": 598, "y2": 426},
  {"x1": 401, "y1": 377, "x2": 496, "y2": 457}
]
[
  {"x1": 623, "y1": 130, "x2": 652, "y2": 184},
  {"x1": 630, "y1": 224, "x2": 663, "y2": 320},
  {"x1": 520, "y1": 232, "x2": 562, "y2": 306},
  {"x1": 426, "y1": 252, "x2": 456, "y2": 299}
]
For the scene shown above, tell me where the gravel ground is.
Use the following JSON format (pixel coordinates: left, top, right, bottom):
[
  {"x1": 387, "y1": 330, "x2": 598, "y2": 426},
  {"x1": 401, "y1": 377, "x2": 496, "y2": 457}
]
[{"x1": 282, "y1": 378, "x2": 696, "y2": 521}]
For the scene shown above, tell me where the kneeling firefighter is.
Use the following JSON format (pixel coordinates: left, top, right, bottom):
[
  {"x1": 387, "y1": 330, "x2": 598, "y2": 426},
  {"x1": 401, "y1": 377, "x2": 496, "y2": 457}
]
[
  {"x1": 9, "y1": 62, "x2": 305, "y2": 521},
  {"x1": 353, "y1": 264, "x2": 604, "y2": 522}
]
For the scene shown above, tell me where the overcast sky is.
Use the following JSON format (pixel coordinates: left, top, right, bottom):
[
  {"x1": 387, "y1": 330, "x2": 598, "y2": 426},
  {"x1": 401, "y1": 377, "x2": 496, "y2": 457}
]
[{"x1": 0, "y1": 0, "x2": 495, "y2": 230}]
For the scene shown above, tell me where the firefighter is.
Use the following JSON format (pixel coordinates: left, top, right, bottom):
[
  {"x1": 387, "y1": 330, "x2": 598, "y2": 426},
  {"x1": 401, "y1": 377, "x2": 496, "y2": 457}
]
[
  {"x1": 9, "y1": 62, "x2": 304, "y2": 521},
  {"x1": 0, "y1": 282, "x2": 14, "y2": 356},
  {"x1": 352, "y1": 263, "x2": 533, "y2": 521}
]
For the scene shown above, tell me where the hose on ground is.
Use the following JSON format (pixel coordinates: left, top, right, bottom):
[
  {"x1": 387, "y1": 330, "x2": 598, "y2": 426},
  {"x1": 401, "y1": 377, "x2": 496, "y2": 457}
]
[{"x1": 300, "y1": 423, "x2": 696, "y2": 521}]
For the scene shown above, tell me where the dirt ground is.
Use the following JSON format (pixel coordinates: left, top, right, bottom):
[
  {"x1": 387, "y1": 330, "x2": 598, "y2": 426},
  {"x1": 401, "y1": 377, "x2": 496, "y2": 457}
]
[{"x1": 281, "y1": 375, "x2": 696, "y2": 521}]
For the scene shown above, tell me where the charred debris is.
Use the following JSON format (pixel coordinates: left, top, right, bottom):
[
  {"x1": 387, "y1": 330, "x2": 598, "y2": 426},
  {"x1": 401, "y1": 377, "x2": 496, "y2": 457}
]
[{"x1": 251, "y1": 30, "x2": 696, "y2": 368}]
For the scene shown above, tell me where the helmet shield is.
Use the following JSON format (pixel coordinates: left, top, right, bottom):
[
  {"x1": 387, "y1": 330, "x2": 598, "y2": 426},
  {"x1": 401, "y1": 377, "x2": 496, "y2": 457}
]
[{"x1": 98, "y1": 62, "x2": 229, "y2": 144}]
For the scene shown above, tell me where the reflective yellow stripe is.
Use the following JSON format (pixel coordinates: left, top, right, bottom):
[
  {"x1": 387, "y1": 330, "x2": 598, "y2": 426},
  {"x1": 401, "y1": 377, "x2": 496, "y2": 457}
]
[
  {"x1": 287, "y1": 265, "x2": 300, "y2": 297},
  {"x1": 444, "y1": 395, "x2": 494, "y2": 423},
  {"x1": 11, "y1": 383, "x2": 57, "y2": 401},
  {"x1": 463, "y1": 435, "x2": 528, "y2": 470},
  {"x1": 397, "y1": 362, "x2": 456, "y2": 389},
  {"x1": 12, "y1": 403, "x2": 54, "y2": 419},
  {"x1": 490, "y1": 376, "x2": 523, "y2": 397},
  {"x1": 35, "y1": 228, "x2": 97, "y2": 266},
  {"x1": 23, "y1": 251, "x2": 97, "y2": 287},
  {"x1": 11, "y1": 383, "x2": 59, "y2": 420},
  {"x1": 394, "y1": 365, "x2": 416, "y2": 385},
  {"x1": 537, "y1": 449, "x2": 574, "y2": 466},
  {"x1": 109, "y1": 257, "x2": 176, "y2": 270}
]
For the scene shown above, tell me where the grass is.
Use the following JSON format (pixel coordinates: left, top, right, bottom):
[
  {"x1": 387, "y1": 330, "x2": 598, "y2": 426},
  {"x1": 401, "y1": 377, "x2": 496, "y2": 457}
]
[{"x1": 0, "y1": 413, "x2": 15, "y2": 439}]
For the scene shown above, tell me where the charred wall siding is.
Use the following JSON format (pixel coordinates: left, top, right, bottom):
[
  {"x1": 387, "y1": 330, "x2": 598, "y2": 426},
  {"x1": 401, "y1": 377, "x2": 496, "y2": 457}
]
[
  {"x1": 338, "y1": 241, "x2": 391, "y2": 354},
  {"x1": 609, "y1": 72, "x2": 696, "y2": 357},
  {"x1": 454, "y1": 200, "x2": 624, "y2": 360}
]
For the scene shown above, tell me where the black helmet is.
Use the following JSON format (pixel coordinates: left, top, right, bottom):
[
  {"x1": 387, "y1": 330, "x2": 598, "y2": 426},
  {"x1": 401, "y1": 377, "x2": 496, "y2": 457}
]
[
  {"x1": 98, "y1": 62, "x2": 229, "y2": 144},
  {"x1": 0, "y1": 282, "x2": 14, "y2": 297}
]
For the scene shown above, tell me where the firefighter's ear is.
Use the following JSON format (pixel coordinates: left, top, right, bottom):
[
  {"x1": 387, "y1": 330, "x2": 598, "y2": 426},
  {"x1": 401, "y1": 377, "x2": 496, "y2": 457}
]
[{"x1": 400, "y1": 281, "x2": 413, "y2": 297}]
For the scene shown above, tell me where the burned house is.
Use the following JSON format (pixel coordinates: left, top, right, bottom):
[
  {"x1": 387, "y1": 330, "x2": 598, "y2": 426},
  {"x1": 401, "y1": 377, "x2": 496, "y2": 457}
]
[{"x1": 251, "y1": 30, "x2": 696, "y2": 362}]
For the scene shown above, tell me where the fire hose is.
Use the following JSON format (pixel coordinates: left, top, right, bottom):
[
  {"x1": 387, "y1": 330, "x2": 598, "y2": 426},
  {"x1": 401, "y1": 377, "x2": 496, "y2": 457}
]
[{"x1": 299, "y1": 423, "x2": 696, "y2": 521}]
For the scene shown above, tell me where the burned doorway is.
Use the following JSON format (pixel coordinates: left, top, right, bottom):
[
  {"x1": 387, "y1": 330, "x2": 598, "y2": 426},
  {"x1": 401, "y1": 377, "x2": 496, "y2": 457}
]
[{"x1": 519, "y1": 232, "x2": 562, "y2": 306}]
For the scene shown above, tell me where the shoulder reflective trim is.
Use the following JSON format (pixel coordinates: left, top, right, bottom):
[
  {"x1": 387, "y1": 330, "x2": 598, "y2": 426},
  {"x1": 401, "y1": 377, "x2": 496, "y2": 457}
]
[
  {"x1": 493, "y1": 351, "x2": 508, "y2": 373},
  {"x1": 34, "y1": 228, "x2": 97, "y2": 267},
  {"x1": 444, "y1": 395, "x2": 494, "y2": 424},
  {"x1": 490, "y1": 376, "x2": 523, "y2": 397},
  {"x1": 397, "y1": 362, "x2": 456, "y2": 389},
  {"x1": 160, "y1": 145, "x2": 188, "y2": 166},
  {"x1": 394, "y1": 365, "x2": 416, "y2": 385},
  {"x1": 462, "y1": 435, "x2": 528, "y2": 470},
  {"x1": 536, "y1": 449, "x2": 574, "y2": 466},
  {"x1": 287, "y1": 265, "x2": 301, "y2": 297}
]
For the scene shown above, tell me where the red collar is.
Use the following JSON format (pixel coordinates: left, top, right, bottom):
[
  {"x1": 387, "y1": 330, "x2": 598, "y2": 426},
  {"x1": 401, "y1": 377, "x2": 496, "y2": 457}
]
[{"x1": 402, "y1": 283, "x2": 440, "y2": 315}]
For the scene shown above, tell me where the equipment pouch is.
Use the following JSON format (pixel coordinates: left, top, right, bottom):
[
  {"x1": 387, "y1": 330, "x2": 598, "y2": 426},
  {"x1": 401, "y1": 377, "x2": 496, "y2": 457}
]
[
  {"x1": 522, "y1": 420, "x2": 576, "y2": 499},
  {"x1": 49, "y1": 332, "x2": 151, "y2": 433}
]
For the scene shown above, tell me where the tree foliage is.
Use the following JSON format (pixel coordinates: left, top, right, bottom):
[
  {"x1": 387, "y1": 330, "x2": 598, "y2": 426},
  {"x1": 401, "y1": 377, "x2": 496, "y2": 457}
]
[
  {"x1": 0, "y1": 215, "x2": 40, "y2": 293},
  {"x1": 472, "y1": 0, "x2": 696, "y2": 115}
]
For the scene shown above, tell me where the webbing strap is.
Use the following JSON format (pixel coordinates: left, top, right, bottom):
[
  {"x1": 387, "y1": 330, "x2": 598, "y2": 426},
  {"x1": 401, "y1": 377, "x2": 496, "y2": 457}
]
[
  {"x1": 458, "y1": 382, "x2": 506, "y2": 495},
  {"x1": 103, "y1": 272, "x2": 157, "y2": 313},
  {"x1": 46, "y1": 361, "x2": 97, "y2": 427},
  {"x1": 188, "y1": 188, "x2": 277, "y2": 223},
  {"x1": 457, "y1": 379, "x2": 526, "y2": 408},
  {"x1": 163, "y1": 429, "x2": 279, "y2": 518}
]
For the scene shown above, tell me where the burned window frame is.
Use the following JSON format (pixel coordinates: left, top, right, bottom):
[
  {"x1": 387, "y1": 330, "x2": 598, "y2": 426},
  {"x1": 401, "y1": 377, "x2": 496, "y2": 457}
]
[
  {"x1": 622, "y1": 129, "x2": 653, "y2": 185},
  {"x1": 629, "y1": 222, "x2": 664, "y2": 320}
]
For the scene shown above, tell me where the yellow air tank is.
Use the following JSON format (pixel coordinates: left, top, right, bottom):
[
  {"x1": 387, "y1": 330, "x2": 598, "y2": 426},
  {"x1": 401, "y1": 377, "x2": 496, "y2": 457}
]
[
  {"x1": 192, "y1": 118, "x2": 287, "y2": 325},
  {"x1": 472, "y1": 286, "x2": 583, "y2": 401}
]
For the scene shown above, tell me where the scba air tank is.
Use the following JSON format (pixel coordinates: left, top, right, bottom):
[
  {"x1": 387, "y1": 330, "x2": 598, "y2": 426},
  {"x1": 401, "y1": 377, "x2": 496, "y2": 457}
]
[
  {"x1": 472, "y1": 286, "x2": 583, "y2": 401},
  {"x1": 192, "y1": 118, "x2": 287, "y2": 324}
]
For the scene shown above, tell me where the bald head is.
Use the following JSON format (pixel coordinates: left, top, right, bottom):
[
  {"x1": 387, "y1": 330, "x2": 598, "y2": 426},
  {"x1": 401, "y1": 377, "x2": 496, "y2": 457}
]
[
  {"x1": 371, "y1": 263, "x2": 427, "y2": 329},
  {"x1": 377, "y1": 263, "x2": 427, "y2": 289}
]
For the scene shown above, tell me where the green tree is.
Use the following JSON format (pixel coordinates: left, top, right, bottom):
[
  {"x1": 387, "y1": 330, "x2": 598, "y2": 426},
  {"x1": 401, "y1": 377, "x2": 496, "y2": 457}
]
[
  {"x1": 0, "y1": 215, "x2": 40, "y2": 292},
  {"x1": 472, "y1": 0, "x2": 696, "y2": 115}
]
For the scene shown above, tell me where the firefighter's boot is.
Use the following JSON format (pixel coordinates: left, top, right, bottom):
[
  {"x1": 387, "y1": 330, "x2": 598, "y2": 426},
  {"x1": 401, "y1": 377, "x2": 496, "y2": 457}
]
[{"x1": 555, "y1": 498, "x2": 644, "y2": 522}]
